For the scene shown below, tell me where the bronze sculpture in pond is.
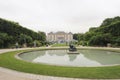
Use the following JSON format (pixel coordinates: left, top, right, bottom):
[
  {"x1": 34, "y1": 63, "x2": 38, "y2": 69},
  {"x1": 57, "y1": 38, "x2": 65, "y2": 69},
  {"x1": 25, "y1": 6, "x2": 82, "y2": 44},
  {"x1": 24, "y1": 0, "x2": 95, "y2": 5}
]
[{"x1": 69, "y1": 44, "x2": 77, "y2": 52}]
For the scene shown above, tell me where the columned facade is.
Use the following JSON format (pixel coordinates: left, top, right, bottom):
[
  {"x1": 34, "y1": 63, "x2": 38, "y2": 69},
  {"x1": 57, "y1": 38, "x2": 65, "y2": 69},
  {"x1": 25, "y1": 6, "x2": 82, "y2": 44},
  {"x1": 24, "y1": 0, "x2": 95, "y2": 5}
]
[{"x1": 47, "y1": 31, "x2": 73, "y2": 43}]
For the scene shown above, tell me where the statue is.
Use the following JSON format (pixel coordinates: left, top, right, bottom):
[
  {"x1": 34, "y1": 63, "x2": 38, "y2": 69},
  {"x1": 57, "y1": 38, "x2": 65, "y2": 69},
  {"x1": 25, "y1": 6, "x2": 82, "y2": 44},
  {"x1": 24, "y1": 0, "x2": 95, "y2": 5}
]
[
  {"x1": 69, "y1": 44, "x2": 77, "y2": 52},
  {"x1": 15, "y1": 42, "x2": 19, "y2": 48}
]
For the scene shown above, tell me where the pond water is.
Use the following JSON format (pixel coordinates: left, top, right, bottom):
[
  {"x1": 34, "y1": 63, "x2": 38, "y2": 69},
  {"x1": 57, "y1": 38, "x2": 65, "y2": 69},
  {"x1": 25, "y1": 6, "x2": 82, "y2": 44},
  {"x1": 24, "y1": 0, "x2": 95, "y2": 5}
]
[{"x1": 19, "y1": 50, "x2": 120, "y2": 67}]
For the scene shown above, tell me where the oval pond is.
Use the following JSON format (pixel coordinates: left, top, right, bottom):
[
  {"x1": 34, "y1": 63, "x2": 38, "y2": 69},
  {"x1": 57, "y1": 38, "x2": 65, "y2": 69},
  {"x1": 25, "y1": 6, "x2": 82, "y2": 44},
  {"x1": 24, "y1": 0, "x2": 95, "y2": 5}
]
[{"x1": 19, "y1": 50, "x2": 120, "y2": 67}]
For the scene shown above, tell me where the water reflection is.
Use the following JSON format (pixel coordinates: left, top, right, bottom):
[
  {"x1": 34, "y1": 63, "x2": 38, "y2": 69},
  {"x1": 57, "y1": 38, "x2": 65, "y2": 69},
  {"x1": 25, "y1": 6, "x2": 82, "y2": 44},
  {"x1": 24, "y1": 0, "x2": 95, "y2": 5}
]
[
  {"x1": 47, "y1": 50, "x2": 67, "y2": 56},
  {"x1": 19, "y1": 50, "x2": 120, "y2": 67},
  {"x1": 19, "y1": 51, "x2": 45, "y2": 61},
  {"x1": 68, "y1": 54, "x2": 78, "y2": 61},
  {"x1": 81, "y1": 50, "x2": 120, "y2": 65}
]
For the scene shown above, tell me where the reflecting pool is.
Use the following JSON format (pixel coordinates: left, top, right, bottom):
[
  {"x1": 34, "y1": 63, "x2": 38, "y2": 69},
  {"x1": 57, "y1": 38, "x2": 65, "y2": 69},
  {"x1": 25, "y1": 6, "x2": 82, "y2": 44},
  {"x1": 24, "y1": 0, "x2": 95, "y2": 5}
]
[{"x1": 19, "y1": 50, "x2": 120, "y2": 67}]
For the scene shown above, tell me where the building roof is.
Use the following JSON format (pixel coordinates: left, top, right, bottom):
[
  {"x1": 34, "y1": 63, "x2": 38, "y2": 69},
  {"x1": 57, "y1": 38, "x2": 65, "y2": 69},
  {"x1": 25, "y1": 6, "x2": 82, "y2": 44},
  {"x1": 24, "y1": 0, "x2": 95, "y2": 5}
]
[
  {"x1": 68, "y1": 32, "x2": 72, "y2": 34},
  {"x1": 48, "y1": 31, "x2": 72, "y2": 35},
  {"x1": 55, "y1": 31, "x2": 66, "y2": 34},
  {"x1": 48, "y1": 32, "x2": 53, "y2": 35}
]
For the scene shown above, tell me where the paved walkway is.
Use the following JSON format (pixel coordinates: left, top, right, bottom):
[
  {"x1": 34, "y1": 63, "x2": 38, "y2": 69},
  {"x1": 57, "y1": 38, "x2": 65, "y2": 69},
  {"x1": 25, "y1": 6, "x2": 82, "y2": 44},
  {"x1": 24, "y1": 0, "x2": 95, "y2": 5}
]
[{"x1": 0, "y1": 48, "x2": 119, "y2": 80}]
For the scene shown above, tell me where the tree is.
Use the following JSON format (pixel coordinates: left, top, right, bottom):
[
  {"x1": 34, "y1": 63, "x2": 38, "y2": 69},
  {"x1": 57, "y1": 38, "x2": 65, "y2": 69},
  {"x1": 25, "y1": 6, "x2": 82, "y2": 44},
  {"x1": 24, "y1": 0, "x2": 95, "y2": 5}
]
[
  {"x1": 89, "y1": 27, "x2": 97, "y2": 32},
  {"x1": 100, "y1": 16, "x2": 120, "y2": 27},
  {"x1": 88, "y1": 34, "x2": 112, "y2": 46},
  {"x1": 73, "y1": 34, "x2": 78, "y2": 40},
  {"x1": 38, "y1": 31, "x2": 46, "y2": 41},
  {"x1": 0, "y1": 18, "x2": 46, "y2": 48},
  {"x1": 0, "y1": 32, "x2": 13, "y2": 48},
  {"x1": 86, "y1": 16, "x2": 120, "y2": 47},
  {"x1": 83, "y1": 32, "x2": 95, "y2": 41},
  {"x1": 18, "y1": 34, "x2": 33, "y2": 45},
  {"x1": 73, "y1": 33, "x2": 84, "y2": 41},
  {"x1": 38, "y1": 31, "x2": 46, "y2": 45}
]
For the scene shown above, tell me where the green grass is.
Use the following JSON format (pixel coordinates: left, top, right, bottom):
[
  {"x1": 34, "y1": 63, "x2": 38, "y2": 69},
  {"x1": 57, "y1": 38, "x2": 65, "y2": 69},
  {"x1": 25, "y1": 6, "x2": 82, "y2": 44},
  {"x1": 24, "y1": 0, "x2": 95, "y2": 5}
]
[
  {"x1": 0, "y1": 48, "x2": 120, "y2": 79},
  {"x1": 51, "y1": 43, "x2": 68, "y2": 47}
]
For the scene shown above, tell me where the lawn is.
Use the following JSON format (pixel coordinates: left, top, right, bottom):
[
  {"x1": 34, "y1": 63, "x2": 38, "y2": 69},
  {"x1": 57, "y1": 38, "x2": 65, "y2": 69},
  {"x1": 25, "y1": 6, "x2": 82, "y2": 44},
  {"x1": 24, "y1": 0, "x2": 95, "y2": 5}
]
[
  {"x1": 0, "y1": 48, "x2": 120, "y2": 79},
  {"x1": 51, "y1": 43, "x2": 68, "y2": 47}
]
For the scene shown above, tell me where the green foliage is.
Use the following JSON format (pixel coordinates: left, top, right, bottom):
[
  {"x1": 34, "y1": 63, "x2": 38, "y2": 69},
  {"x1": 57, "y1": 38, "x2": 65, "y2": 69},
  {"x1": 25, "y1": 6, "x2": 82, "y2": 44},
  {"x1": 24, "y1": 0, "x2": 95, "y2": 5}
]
[
  {"x1": 88, "y1": 33, "x2": 112, "y2": 46},
  {"x1": 106, "y1": 22, "x2": 120, "y2": 36},
  {"x1": 100, "y1": 16, "x2": 120, "y2": 27},
  {"x1": 89, "y1": 27, "x2": 97, "y2": 32},
  {"x1": 73, "y1": 16, "x2": 120, "y2": 47},
  {"x1": 73, "y1": 33, "x2": 84, "y2": 41},
  {"x1": 37, "y1": 31, "x2": 46, "y2": 45},
  {"x1": 35, "y1": 40, "x2": 42, "y2": 47},
  {"x1": 79, "y1": 41, "x2": 88, "y2": 46},
  {"x1": 83, "y1": 32, "x2": 95, "y2": 41},
  {"x1": 0, "y1": 32, "x2": 13, "y2": 48},
  {"x1": 52, "y1": 43, "x2": 68, "y2": 47},
  {"x1": 38, "y1": 31, "x2": 46, "y2": 41},
  {"x1": 18, "y1": 34, "x2": 33, "y2": 45},
  {"x1": 0, "y1": 18, "x2": 46, "y2": 48},
  {"x1": 73, "y1": 33, "x2": 78, "y2": 40}
]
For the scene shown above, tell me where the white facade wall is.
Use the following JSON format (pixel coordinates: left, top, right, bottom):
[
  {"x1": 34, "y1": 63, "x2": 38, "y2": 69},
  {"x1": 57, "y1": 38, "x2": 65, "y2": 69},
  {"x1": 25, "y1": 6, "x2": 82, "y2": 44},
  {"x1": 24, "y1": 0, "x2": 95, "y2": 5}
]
[{"x1": 47, "y1": 31, "x2": 73, "y2": 43}]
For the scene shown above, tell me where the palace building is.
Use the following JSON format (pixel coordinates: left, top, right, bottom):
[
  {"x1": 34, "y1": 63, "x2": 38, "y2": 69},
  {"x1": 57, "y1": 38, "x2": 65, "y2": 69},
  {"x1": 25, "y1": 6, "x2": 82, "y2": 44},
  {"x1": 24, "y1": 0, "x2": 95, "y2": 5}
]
[{"x1": 47, "y1": 31, "x2": 73, "y2": 43}]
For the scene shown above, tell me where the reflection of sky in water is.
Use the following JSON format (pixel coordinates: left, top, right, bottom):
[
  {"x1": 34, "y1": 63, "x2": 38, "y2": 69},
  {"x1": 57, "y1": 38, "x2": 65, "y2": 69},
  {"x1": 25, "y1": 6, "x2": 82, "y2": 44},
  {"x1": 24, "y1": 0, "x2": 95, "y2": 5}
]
[{"x1": 19, "y1": 50, "x2": 120, "y2": 67}]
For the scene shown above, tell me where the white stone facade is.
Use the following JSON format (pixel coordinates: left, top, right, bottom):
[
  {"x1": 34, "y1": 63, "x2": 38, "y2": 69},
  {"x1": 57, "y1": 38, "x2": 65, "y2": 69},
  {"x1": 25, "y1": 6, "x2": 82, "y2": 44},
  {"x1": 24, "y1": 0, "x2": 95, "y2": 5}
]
[{"x1": 47, "y1": 31, "x2": 73, "y2": 43}]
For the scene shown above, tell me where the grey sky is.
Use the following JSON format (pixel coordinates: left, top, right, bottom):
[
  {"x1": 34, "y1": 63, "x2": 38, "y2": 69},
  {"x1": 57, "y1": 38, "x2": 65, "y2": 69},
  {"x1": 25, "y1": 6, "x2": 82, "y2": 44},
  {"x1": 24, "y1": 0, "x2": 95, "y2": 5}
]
[{"x1": 0, "y1": 0, "x2": 120, "y2": 33}]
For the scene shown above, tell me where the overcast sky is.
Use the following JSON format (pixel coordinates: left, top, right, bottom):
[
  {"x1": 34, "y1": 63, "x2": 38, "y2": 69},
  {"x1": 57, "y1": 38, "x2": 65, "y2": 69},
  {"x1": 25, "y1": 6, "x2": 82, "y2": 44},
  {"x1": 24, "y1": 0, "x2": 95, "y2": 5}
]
[{"x1": 0, "y1": 0, "x2": 120, "y2": 33}]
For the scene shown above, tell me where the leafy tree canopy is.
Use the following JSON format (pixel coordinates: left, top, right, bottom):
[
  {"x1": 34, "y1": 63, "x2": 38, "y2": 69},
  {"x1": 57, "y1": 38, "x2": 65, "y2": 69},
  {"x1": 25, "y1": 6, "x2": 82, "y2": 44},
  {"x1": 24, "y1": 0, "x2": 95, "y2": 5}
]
[
  {"x1": 73, "y1": 16, "x2": 120, "y2": 47},
  {"x1": 0, "y1": 18, "x2": 46, "y2": 48}
]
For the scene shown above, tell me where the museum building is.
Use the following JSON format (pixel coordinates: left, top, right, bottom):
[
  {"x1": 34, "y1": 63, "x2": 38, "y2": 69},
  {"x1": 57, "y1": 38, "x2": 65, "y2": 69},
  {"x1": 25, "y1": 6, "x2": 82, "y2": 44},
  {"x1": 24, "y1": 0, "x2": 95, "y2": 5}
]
[{"x1": 47, "y1": 31, "x2": 73, "y2": 43}]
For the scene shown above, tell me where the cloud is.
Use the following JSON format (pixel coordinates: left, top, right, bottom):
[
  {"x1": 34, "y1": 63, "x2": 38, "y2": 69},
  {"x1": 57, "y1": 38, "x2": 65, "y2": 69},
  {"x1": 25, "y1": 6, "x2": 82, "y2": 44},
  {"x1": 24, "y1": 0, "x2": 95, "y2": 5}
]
[{"x1": 0, "y1": 0, "x2": 120, "y2": 33}]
